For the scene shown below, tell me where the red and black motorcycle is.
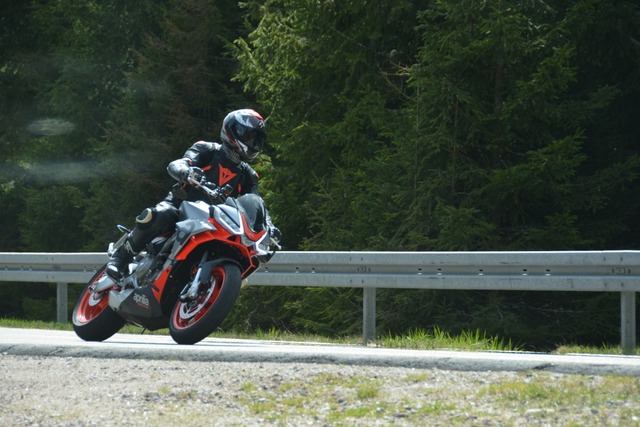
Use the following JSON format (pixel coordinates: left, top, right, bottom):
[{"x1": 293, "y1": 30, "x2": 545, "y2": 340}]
[{"x1": 72, "y1": 177, "x2": 279, "y2": 345}]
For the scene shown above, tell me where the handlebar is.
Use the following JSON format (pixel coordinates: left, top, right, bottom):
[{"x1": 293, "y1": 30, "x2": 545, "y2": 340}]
[{"x1": 187, "y1": 176, "x2": 233, "y2": 202}]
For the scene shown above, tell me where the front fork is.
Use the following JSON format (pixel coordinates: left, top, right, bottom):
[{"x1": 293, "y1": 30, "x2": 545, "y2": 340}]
[{"x1": 180, "y1": 252, "x2": 211, "y2": 301}]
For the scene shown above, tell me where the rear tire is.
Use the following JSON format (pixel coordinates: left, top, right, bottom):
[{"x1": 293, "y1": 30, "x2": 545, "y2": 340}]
[
  {"x1": 72, "y1": 266, "x2": 125, "y2": 342},
  {"x1": 169, "y1": 262, "x2": 241, "y2": 345}
]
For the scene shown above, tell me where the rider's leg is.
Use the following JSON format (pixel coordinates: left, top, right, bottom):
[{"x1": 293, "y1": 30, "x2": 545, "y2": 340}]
[{"x1": 106, "y1": 201, "x2": 179, "y2": 279}]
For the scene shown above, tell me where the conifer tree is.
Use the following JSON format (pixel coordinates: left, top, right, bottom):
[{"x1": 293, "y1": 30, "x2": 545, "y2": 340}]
[
  {"x1": 391, "y1": 0, "x2": 640, "y2": 251},
  {"x1": 83, "y1": 0, "x2": 247, "y2": 248},
  {"x1": 6, "y1": 0, "x2": 165, "y2": 250},
  {"x1": 234, "y1": 0, "x2": 417, "y2": 249}
]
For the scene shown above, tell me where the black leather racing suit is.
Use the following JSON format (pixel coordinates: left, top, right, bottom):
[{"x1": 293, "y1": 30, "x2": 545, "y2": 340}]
[{"x1": 125, "y1": 141, "x2": 272, "y2": 253}]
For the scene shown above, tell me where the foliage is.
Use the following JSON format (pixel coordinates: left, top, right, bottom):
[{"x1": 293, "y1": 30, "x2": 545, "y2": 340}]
[
  {"x1": 1, "y1": 0, "x2": 639, "y2": 349},
  {"x1": 234, "y1": 0, "x2": 417, "y2": 250}
]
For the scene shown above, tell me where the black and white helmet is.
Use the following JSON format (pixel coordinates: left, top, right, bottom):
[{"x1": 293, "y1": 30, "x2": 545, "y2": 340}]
[{"x1": 220, "y1": 109, "x2": 266, "y2": 162}]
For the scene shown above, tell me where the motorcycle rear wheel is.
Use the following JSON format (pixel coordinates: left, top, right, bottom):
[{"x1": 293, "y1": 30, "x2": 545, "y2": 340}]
[
  {"x1": 169, "y1": 262, "x2": 242, "y2": 345},
  {"x1": 72, "y1": 266, "x2": 126, "y2": 342}
]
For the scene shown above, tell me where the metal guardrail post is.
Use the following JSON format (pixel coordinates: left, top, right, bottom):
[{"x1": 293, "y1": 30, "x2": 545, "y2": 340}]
[
  {"x1": 363, "y1": 287, "x2": 376, "y2": 344},
  {"x1": 621, "y1": 291, "x2": 636, "y2": 355},
  {"x1": 56, "y1": 283, "x2": 68, "y2": 323}
]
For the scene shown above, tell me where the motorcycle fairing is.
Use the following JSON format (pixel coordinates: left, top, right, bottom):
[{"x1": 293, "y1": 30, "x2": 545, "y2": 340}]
[
  {"x1": 108, "y1": 286, "x2": 166, "y2": 330},
  {"x1": 211, "y1": 203, "x2": 269, "y2": 255},
  {"x1": 150, "y1": 265, "x2": 173, "y2": 302},
  {"x1": 170, "y1": 201, "x2": 265, "y2": 264},
  {"x1": 212, "y1": 204, "x2": 243, "y2": 234},
  {"x1": 239, "y1": 214, "x2": 268, "y2": 247},
  {"x1": 170, "y1": 218, "x2": 216, "y2": 259},
  {"x1": 179, "y1": 200, "x2": 210, "y2": 221}
]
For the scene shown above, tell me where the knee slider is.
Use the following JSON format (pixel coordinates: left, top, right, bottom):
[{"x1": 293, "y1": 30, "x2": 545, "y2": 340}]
[{"x1": 135, "y1": 208, "x2": 156, "y2": 230}]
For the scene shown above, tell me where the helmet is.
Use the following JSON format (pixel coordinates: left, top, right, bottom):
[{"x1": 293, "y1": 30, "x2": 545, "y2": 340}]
[{"x1": 220, "y1": 109, "x2": 266, "y2": 162}]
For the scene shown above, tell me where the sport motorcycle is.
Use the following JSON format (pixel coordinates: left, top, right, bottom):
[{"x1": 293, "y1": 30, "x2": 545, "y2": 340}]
[{"x1": 72, "y1": 177, "x2": 279, "y2": 345}]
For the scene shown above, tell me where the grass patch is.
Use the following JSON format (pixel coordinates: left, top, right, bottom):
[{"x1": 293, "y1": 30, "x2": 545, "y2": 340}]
[
  {"x1": 248, "y1": 398, "x2": 276, "y2": 413},
  {"x1": 240, "y1": 382, "x2": 258, "y2": 393},
  {"x1": 156, "y1": 385, "x2": 171, "y2": 395},
  {"x1": 0, "y1": 318, "x2": 75, "y2": 330},
  {"x1": 479, "y1": 372, "x2": 640, "y2": 410},
  {"x1": 416, "y1": 401, "x2": 458, "y2": 415},
  {"x1": 482, "y1": 380, "x2": 555, "y2": 402},
  {"x1": 554, "y1": 343, "x2": 626, "y2": 355},
  {"x1": 379, "y1": 326, "x2": 518, "y2": 352},
  {"x1": 355, "y1": 381, "x2": 381, "y2": 400}
]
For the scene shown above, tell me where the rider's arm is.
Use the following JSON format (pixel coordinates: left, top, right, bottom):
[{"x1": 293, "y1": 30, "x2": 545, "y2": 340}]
[
  {"x1": 167, "y1": 141, "x2": 215, "y2": 182},
  {"x1": 167, "y1": 158, "x2": 190, "y2": 182},
  {"x1": 240, "y1": 166, "x2": 260, "y2": 195}
]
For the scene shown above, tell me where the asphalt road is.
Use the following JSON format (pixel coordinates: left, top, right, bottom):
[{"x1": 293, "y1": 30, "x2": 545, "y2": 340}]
[{"x1": 1, "y1": 327, "x2": 640, "y2": 376}]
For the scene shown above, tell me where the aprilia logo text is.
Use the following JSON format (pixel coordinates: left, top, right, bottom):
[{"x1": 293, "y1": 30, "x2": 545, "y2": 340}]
[{"x1": 133, "y1": 293, "x2": 150, "y2": 308}]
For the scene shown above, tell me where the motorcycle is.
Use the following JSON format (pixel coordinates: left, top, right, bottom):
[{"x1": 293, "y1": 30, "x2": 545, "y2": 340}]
[{"x1": 72, "y1": 176, "x2": 279, "y2": 345}]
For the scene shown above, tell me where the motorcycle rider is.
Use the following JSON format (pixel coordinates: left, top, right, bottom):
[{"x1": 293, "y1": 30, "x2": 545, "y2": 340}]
[{"x1": 106, "y1": 108, "x2": 280, "y2": 280}]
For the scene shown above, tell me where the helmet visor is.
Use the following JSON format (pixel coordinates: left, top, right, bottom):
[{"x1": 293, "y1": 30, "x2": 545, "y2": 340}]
[{"x1": 238, "y1": 129, "x2": 264, "y2": 153}]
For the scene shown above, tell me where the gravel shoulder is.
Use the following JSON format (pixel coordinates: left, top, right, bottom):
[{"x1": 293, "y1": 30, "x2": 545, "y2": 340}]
[{"x1": 2, "y1": 354, "x2": 640, "y2": 426}]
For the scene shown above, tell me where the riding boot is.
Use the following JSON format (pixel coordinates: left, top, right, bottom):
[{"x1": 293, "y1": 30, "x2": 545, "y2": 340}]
[{"x1": 106, "y1": 237, "x2": 137, "y2": 280}]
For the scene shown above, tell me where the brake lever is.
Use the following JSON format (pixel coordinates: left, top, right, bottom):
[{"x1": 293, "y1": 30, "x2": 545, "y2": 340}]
[
  {"x1": 188, "y1": 178, "x2": 232, "y2": 204},
  {"x1": 188, "y1": 177, "x2": 215, "y2": 195}
]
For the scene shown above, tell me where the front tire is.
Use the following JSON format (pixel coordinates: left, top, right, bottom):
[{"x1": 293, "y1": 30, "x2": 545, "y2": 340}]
[
  {"x1": 72, "y1": 266, "x2": 125, "y2": 342},
  {"x1": 169, "y1": 262, "x2": 242, "y2": 345}
]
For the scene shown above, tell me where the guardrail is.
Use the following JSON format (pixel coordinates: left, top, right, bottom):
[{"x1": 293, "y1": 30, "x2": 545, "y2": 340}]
[{"x1": 1, "y1": 251, "x2": 638, "y2": 353}]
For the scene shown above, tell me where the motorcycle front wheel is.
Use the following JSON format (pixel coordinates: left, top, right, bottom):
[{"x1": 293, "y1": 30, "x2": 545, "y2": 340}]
[
  {"x1": 72, "y1": 266, "x2": 126, "y2": 342},
  {"x1": 169, "y1": 262, "x2": 242, "y2": 345}
]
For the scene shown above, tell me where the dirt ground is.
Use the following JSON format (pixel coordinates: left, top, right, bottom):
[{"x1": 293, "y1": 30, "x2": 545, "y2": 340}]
[{"x1": 2, "y1": 354, "x2": 640, "y2": 426}]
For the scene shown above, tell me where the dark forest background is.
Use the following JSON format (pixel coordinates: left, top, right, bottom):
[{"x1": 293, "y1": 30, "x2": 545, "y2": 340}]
[{"x1": 1, "y1": 0, "x2": 639, "y2": 350}]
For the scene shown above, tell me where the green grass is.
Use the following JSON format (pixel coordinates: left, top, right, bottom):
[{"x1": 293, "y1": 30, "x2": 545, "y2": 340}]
[
  {"x1": 479, "y1": 372, "x2": 640, "y2": 408},
  {"x1": 553, "y1": 342, "x2": 631, "y2": 355},
  {"x1": 378, "y1": 326, "x2": 518, "y2": 352},
  {"x1": 354, "y1": 381, "x2": 381, "y2": 400},
  {"x1": 1, "y1": 317, "x2": 637, "y2": 355}
]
